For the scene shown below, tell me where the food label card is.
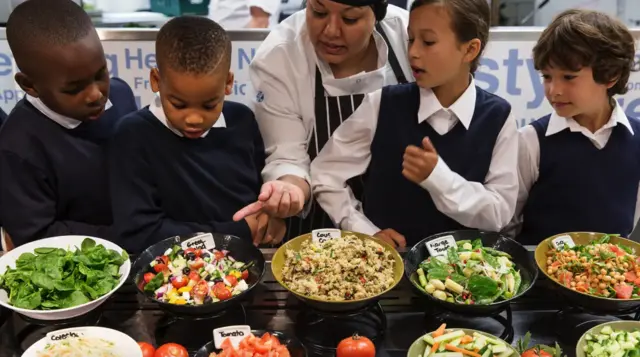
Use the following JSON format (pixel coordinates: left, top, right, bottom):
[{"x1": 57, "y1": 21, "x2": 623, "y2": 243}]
[
  {"x1": 181, "y1": 233, "x2": 216, "y2": 250},
  {"x1": 551, "y1": 235, "x2": 575, "y2": 250},
  {"x1": 426, "y1": 235, "x2": 456, "y2": 257},
  {"x1": 213, "y1": 325, "x2": 252, "y2": 349},
  {"x1": 47, "y1": 328, "x2": 85, "y2": 341},
  {"x1": 312, "y1": 229, "x2": 341, "y2": 244}
]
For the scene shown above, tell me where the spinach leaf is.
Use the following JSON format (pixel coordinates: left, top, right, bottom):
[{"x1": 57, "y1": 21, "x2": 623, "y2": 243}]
[
  {"x1": 483, "y1": 247, "x2": 512, "y2": 259},
  {"x1": 482, "y1": 251, "x2": 500, "y2": 268},
  {"x1": 468, "y1": 275, "x2": 499, "y2": 299},
  {"x1": 447, "y1": 247, "x2": 460, "y2": 265},
  {"x1": 421, "y1": 257, "x2": 447, "y2": 271},
  {"x1": 472, "y1": 239, "x2": 483, "y2": 250},
  {"x1": 0, "y1": 238, "x2": 126, "y2": 311},
  {"x1": 427, "y1": 268, "x2": 451, "y2": 281},
  {"x1": 450, "y1": 273, "x2": 468, "y2": 286}
]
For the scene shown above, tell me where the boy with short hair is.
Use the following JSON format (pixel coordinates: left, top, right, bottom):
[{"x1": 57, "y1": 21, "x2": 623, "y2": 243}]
[
  {"x1": 513, "y1": 9, "x2": 640, "y2": 244},
  {"x1": 0, "y1": 0, "x2": 137, "y2": 246},
  {"x1": 110, "y1": 16, "x2": 284, "y2": 253}
]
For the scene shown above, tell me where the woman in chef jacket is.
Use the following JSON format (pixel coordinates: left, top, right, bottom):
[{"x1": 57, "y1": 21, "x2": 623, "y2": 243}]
[
  {"x1": 209, "y1": 0, "x2": 282, "y2": 28},
  {"x1": 233, "y1": 0, "x2": 413, "y2": 243}
]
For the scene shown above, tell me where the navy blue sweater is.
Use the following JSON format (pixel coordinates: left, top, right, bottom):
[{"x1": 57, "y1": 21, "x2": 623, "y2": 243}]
[
  {"x1": 363, "y1": 83, "x2": 511, "y2": 246},
  {"x1": 518, "y1": 115, "x2": 640, "y2": 244},
  {"x1": 0, "y1": 107, "x2": 7, "y2": 128},
  {"x1": 109, "y1": 102, "x2": 265, "y2": 253},
  {"x1": 0, "y1": 78, "x2": 137, "y2": 246}
]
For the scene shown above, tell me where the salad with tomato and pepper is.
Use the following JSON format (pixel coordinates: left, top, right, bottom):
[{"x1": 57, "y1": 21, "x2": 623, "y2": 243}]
[
  {"x1": 140, "y1": 246, "x2": 253, "y2": 305},
  {"x1": 545, "y1": 234, "x2": 640, "y2": 300}
]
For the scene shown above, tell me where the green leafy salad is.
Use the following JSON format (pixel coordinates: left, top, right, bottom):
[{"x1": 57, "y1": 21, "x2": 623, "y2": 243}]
[
  {"x1": 0, "y1": 238, "x2": 128, "y2": 310},
  {"x1": 416, "y1": 239, "x2": 524, "y2": 305}
]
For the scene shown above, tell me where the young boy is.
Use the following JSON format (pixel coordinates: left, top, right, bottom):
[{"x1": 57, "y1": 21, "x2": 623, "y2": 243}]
[
  {"x1": 311, "y1": 0, "x2": 518, "y2": 248},
  {"x1": 0, "y1": 0, "x2": 137, "y2": 247},
  {"x1": 513, "y1": 10, "x2": 639, "y2": 244},
  {"x1": 109, "y1": 16, "x2": 285, "y2": 253}
]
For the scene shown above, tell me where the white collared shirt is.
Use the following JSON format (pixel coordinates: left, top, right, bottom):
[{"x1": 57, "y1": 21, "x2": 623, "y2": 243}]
[
  {"x1": 209, "y1": 0, "x2": 282, "y2": 29},
  {"x1": 148, "y1": 94, "x2": 226, "y2": 138},
  {"x1": 310, "y1": 78, "x2": 519, "y2": 236},
  {"x1": 509, "y1": 104, "x2": 640, "y2": 235},
  {"x1": 250, "y1": 5, "x2": 413, "y2": 184},
  {"x1": 26, "y1": 95, "x2": 113, "y2": 129}
]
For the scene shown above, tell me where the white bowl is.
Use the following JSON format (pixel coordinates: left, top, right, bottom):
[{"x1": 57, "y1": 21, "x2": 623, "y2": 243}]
[
  {"x1": 21, "y1": 326, "x2": 143, "y2": 357},
  {"x1": 0, "y1": 235, "x2": 131, "y2": 321}
]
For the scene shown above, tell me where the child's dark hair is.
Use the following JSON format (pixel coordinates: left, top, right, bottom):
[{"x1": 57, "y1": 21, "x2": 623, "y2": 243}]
[
  {"x1": 7, "y1": 0, "x2": 95, "y2": 74},
  {"x1": 156, "y1": 16, "x2": 232, "y2": 75},
  {"x1": 533, "y1": 9, "x2": 635, "y2": 97},
  {"x1": 410, "y1": 0, "x2": 490, "y2": 73}
]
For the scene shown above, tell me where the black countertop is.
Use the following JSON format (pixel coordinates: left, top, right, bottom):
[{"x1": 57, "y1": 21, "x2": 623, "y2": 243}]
[{"x1": 0, "y1": 249, "x2": 635, "y2": 357}]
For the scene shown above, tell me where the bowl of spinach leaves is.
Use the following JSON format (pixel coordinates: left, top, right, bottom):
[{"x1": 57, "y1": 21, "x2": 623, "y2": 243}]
[{"x1": 0, "y1": 235, "x2": 130, "y2": 320}]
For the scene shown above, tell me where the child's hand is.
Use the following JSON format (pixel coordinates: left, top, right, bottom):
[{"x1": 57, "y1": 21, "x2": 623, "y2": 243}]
[
  {"x1": 233, "y1": 180, "x2": 306, "y2": 221},
  {"x1": 402, "y1": 137, "x2": 439, "y2": 184},
  {"x1": 374, "y1": 228, "x2": 407, "y2": 249}
]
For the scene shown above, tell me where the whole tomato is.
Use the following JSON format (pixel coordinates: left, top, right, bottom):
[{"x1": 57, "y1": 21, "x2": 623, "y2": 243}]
[
  {"x1": 337, "y1": 334, "x2": 375, "y2": 357},
  {"x1": 154, "y1": 343, "x2": 188, "y2": 357},
  {"x1": 138, "y1": 342, "x2": 155, "y2": 357},
  {"x1": 522, "y1": 349, "x2": 553, "y2": 357}
]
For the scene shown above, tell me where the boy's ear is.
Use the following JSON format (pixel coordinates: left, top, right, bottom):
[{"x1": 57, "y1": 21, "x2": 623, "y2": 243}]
[
  {"x1": 606, "y1": 75, "x2": 620, "y2": 89},
  {"x1": 150, "y1": 68, "x2": 161, "y2": 93},
  {"x1": 15, "y1": 72, "x2": 38, "y2": 98},
  {"x1": 462, "y1": 38, "x2": 482, "y2": 66},
  {"x1": 225, "y1": 71, "x2": 234, "y2": 96}
]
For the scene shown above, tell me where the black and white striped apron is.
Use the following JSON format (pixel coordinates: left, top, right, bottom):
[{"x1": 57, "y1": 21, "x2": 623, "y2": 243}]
[{"x1": 285, "y1": 24, "x2": 408, "y2": 240}]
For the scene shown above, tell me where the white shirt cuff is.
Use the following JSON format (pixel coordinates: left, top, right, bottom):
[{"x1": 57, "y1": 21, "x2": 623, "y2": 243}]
[
  {"x1": 262, "y1": 163, "x2": 310, "y2": 183},
  {"x1": 344, "y1": 218, "x2": 380, "y2": 237},
  {"x1": 419, "y1": 157, "x2": 452, "y2": 192}
]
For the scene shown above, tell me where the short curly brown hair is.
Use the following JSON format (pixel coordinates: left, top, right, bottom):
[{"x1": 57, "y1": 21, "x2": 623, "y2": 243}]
[{"x1": 533, "y1": 9, "x2": 636, "y2": 97}]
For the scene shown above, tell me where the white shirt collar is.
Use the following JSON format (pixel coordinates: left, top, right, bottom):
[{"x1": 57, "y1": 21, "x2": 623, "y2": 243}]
[
  {"x1": 546, "y1": 102, "x2": 634, "y2": 136},
  {"x1": 417, "y1": 77, "x2": 477, "y2": 129},
  {"x1": 26, "y1": 95, "x2": 113, "y2": 129},
  {"x1": 149, "y1": 94, "x2": 226, "y2": 138},
  {"x1": 313, "y1": 30, "x2": 392, "y2": 96}
]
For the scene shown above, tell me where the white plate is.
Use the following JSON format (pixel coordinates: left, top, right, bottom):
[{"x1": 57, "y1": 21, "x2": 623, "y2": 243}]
[
  {"x1": 0, "y1": 235, "x2": 131, "y2": 320},
  {"x1": 21, "y1": 326, "x2": 142, "y2": 357}
]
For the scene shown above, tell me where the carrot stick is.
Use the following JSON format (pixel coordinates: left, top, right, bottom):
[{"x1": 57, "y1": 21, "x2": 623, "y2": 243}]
[
  {"x1": 445, "y1": 344, "x2": 482, "y2": 357},
  {"x1": 431, "y1": 343, "x2": 440, "y2": 353},
  {"x1": 460, "y1": 335, "x2": 473, "y2": 344},
  {"x1": 432, "y1": 323, "x2": 447, "y2": 337}
]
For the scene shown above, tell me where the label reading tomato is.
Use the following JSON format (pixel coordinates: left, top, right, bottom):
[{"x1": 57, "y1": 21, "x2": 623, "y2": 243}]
[{"x1": 213, "y1": 325, "x2": 252, "y2": 348}]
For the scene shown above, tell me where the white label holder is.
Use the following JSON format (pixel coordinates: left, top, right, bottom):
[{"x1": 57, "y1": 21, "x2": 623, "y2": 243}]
[
  {"x1": 312, "y1": 229, "x2": 341, "y2": 244},
  {"x1": 181, "y1": 233, "x2": 216, "y2": 250},
  {"x1": 551, "y1": 235, "x2": 575, "y2": 250},
  {"x1": 426, "y1": 235, "x2": 456, "y2": 257},
  {"x1": 213, "y1": 325, "x2": 252, "y2": 349}
]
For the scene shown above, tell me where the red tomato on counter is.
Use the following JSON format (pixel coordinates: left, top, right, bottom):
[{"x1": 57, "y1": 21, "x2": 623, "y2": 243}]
[{"x1": 155, "y1": 343, "x2": 188, "y2": 357}]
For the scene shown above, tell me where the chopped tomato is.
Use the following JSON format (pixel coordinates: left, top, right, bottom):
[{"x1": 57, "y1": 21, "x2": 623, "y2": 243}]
[
  {"x1": 171, "y1": 275, "x2": 188, "y2": 289},
  {"x1": 625, "y1": 271, "x2": 638, "y2": 283},
  {"x1": 220, "y1": 338, "x2": 234, "y2": 350},
  {"x1": 192, "y1": 280, "x2": 210, "y2": 300},
  {"x1": 213, "y1": 282, "x2": 232, "y2": 300},
  {"x1": 558, "y1": 271, "x2": 573, "y2": 287},
  {"x1": 360, "y1": 276, "x2": 366, "y2": 284},
  {"x1": 214, "y1": 251, "x2": 225, "y2": 261},
  {"x1": 610, "y1": 245, "x2": 626, "y2": 257},
  {"x1": 635, "y1": 278, "x2": 640, "y2": 286},
  {"x1": 189, "y1": 258, "x2": 205, "y2": 270},
  {"x1": 241, "y1": 270, "x2": 249, "y2": 280},
  {"x1": 213, "y1": 333, "x2": 289, "y2": 357},
  {"x1": 188, "y1": 271, "x2": 201, "y2": 282},
  {"x1": 550, "y1": 261, "x2": 562, "y2": 268},
  {"x1": 159, "y1": 255, "x2": 169, "y2": 264},
  {"x1": 143, "y1": 272, "x2": 156, "y2": 284},
  {"x1": 185, "y1": 248, "x2": 196, "y2": 255},
  {"x1": 226, "y1": 275, "x2": 239, "y2": 287},
  {"x1": 615, "y1": 284, "x2": 633, "y2": 299},
  {"x1": 154, "y1": 263, "x2": 168, "y2": 273}
]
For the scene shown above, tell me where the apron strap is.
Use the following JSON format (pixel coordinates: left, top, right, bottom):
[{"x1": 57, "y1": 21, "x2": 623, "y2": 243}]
[{"x1": 375, "y1": 23, "x2": 409, "y2": 84}]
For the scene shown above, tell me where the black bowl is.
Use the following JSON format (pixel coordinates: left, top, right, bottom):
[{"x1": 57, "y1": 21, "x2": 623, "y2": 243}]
[
  {"x1": 404, "y1": 230, "x2": 539, "y2": 316},
  {"x1": 194, "y1": 330, "x2": 307, "y2": 357},
  {"x1": 132, "y1": 233, "x2": 266, "y2": 316}
]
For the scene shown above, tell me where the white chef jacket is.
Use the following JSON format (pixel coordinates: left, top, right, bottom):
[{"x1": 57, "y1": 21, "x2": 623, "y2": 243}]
[
  {"x1": 250, "y1": 5, "x2": 413, "y2": 186},
  {"x1": 310, "y1": 79, "x2": 519, "y2": 236},
  {"x1": 209, "y1": 0, "x2": 282, "y2": 29},
  {"x1": 508, "y1": 104, "x2": 640, "y2": 236}
]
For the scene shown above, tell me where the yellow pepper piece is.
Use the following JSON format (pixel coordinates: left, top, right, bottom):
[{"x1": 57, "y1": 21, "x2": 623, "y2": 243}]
[
  {"x1": 174, "y1": 298, "x2": 187, "y2": 305},
  {"x1": 178, "y1": 286, "x2": 192, "y2": 293},
  {"x1": 168, "y1": 297, "x2": 178, "y2": 304},
  {"x1": 166, "y1": 289, "x2": 178, "y2": 299},
  {"x1": 230, "y1": 270, "x2": 242, "y2": 278}
]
